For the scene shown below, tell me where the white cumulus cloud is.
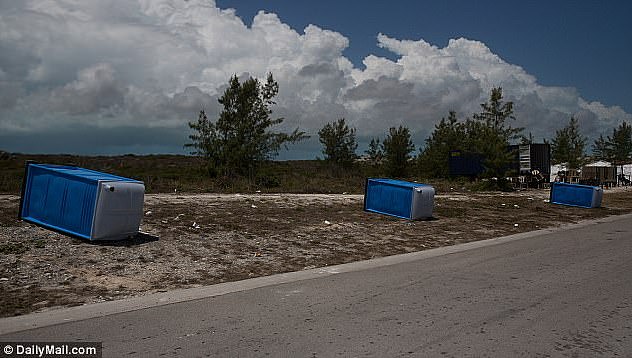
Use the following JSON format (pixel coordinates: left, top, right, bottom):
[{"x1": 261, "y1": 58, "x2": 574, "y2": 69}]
[{"x1": 0, "y1": 0, "x2": 630, "y2": 155}]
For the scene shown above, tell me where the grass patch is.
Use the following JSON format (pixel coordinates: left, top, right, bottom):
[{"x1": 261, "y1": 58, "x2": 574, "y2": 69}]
[
  {"x1": 0, "y1": 152, "x2": 543, "y2": 195},
  {"x1": 0, "y1": 242, "x2": 29, "y2": 255}
]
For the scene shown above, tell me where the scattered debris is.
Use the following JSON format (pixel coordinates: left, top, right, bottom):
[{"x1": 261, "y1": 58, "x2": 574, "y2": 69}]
[
  {"x1": 192, "y1": 222, "x2": 200, "y2": 229},
  {"x1": 2, "y1": 189, "x2": 631, "y2": 318}
]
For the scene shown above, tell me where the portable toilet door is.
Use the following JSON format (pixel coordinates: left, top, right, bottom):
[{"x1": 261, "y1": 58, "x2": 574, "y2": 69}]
[{"x1": 19, "y1": 162, "x2": 145, "y2": 240}]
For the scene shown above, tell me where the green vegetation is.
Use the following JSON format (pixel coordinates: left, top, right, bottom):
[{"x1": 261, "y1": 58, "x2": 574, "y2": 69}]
[
  {"x1": 551, "y1": 117, "x2": 587, "y2": 169},
  {"x1": 365, "y1": 137, "x2": 383, "y2": 165},
  {"x1": 468, "y1": 87, "x2": 523, "y2": 178},
  {"x1": 0, "y1": 154, "x2": 365, "y2": 194},
  {"x1": 0, "y1": 152, "x2": 481, "y2": 195},
  {"x1": 418, "y1": 111, "x2": 464, "y2": 178},
  {"x1": 318, "y1": 118, "x2": 358, "y2": 168},
  {"x1": 592, "y1": 122, "x2": 632, "y2": 165},
  {"x1": 382, "y1": 126, "x2": 415, "y2": 177},
  {"x1": 186, "y1": 73, "x2": 307, "y2": 178},
  {"x1": 418, "y1": 87, "x2": 522, "y2": 187}
]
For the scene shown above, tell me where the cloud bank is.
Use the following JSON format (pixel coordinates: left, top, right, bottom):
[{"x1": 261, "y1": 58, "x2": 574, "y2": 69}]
[{"x1": 0, "y1": 0, "x2": 630, "y2": 156}]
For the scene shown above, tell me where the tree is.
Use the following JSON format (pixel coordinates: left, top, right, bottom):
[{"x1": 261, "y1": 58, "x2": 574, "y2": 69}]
[
  {"x1": 318, "y1": 118, "x2": 358, "y2": 167},
  {"x1": 473, "y1": 87, "x2": 519, "y2": 132},
  {"x1": 607, "y1": 122, "x2": 632, "y2": 165},
  {"x1": 186, "y1": 110, "x2": 216, "y2": 161},
  {"x1": 418, "y1": 111, "x2": 465, "y2": 177},
  {"x1": 551, "y1": 117, "x2": 586, "y2": 169},
  {"x1": 185, "y1": 73, "x2": 307, "y2": 177},
  {"x1": 592, "y1": 122, "x2": 632, "y2": 166},
  {"x1": 592, "y1": 134, "x2": 610, "y2": 161},
  {"x1": 468, "y1": 87, "x2": 523, "y2": 178},
  {"x1": 382, "y1": 125, "x2": 415, "y2": 177},
  {"x1": 416, "y1": 88, "x2": 522, "y2": 180},
  {"x1": 365, "y1": 137, "x2": 383, "y2": 165}
]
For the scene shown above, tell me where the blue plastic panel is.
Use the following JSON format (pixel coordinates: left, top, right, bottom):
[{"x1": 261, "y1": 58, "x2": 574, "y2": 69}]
[
  {"x1": 364, "y1": 179, "x2": 432, "y2": 219},
  {"x1": 550, "y1": 182, "x2": 600, "y2": 208},
  {"x1": 19, "y1": 163, "x2": 142, "y2": 239},
  {"x1": 28, "y1": 164, "x2": 139, "y2": 183}
]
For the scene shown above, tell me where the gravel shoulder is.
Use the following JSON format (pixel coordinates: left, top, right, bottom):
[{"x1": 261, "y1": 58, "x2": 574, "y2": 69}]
[{"x1": 2, "y1": 188, "x2": 632, "y2": 317}]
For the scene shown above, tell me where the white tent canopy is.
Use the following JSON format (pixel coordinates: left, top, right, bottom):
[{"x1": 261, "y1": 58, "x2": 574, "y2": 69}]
[{"x1": 584, "y1": 160, "x2": 612, "y2": 167}]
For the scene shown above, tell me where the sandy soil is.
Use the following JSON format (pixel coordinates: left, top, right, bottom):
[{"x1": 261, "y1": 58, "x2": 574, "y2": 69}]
[{"x1": 2, "y1": 188, "x2": 632, "y2": 317}]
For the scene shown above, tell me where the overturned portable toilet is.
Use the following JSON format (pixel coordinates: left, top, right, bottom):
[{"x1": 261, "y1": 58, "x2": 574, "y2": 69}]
[
  {"x1": 19, "y1": 162, "x2": 145, "y2": 240},
  {"x1": 549, "y1": 182, "x2": 603, "y2": 208},
  {"x1": 364, "y1": 178, "x2": 435, "y2": 220}
]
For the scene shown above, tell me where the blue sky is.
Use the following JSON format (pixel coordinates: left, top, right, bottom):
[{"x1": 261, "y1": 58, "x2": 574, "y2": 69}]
[
  {"x1": 0, "y1": 0, "x2": 631, "y2": 157},
  {"x1": 217, "y1": 0, "x2": 632, "y2": 112}
]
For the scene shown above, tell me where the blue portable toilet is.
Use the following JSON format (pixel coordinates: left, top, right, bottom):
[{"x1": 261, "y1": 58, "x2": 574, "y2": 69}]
[
  {"x1": 19, "y1": 162, "x2": 145, "y2": 240},
  {"x1": 364, "y1": 178, "x2": 435, "y2": 220},
  {"x1": 549, "y1": 182, "x2": 603, "y2": 208}
]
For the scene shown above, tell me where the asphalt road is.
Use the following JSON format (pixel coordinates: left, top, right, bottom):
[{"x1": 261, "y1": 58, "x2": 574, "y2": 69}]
[{"x1": 1, "y1": 215, "x2": 632, "y2": 357}]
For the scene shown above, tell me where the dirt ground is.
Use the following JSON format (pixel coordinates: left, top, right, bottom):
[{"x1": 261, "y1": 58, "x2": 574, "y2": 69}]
[{"x1": 2, "y1": 187, "x2": 632, "y2": 317}]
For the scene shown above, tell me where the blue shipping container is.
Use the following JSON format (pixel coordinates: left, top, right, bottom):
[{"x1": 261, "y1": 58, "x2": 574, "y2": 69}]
[
  {"x1": 364, "y1": 178, "x2": 435, "y2": 220},
  {"x1": 549, "y1": 182, "x2": 603, "y2": 208},
  {"x1": 448, "y1": 150, "x2": 484, "y2": 177},
  {"x1": 19, "y1": 162, "x2": 145, "y2": 240}
]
